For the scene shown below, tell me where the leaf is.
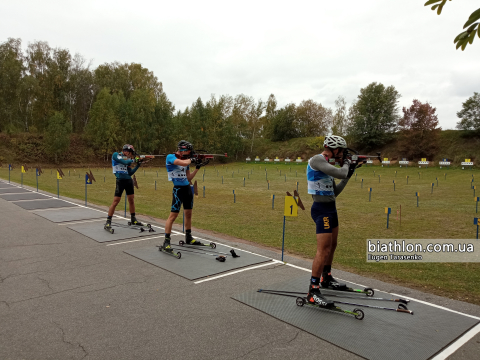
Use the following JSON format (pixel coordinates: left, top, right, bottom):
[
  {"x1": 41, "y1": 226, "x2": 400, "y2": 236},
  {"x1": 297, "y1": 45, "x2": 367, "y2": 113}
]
[
  {"x1": 466, "y1": 23, "x2": 479, "y2": 32},
  {"x1": 463, "y1": 8, "x2": 480, "y2": 28},
  {"x1": 437, "y1": 1, "x2": 445, "y2": 15},
  {"x1": 478, "y1": 26, "x2": 480, "y2": 38},
  {"x1": 432, "y1": 4, "x2": 439, "y2": 11},
  {"x1": 468, "y1": 29, "x2": 476, "y2": 44},
  {"x1": 454, "y1": 32, "x2": 465, "y2": 42}
]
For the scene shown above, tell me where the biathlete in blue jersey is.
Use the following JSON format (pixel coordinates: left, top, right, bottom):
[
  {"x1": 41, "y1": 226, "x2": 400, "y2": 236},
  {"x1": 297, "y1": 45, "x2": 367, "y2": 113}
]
[
  {"x1": 161, "y1": 140, "x2": 208, "y2": 253},
  {"x1": 305, "y1": 135, "x2": 360, "y2": 307},
  {"x1": 104, "y1": 144, "x2": 143, "y2": 231}
]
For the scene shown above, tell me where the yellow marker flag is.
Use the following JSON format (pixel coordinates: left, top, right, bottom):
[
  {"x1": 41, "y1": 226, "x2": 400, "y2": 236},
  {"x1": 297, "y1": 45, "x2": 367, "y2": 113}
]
[
  {"x1": 284, "y1": 196, "x2": 298, "y2": 217},
  {"x1": 466, "y1": 159, "x2": 471, "y2": 162},
  {"x1": 57, "y1": 171, "x2": 62, "y2": 180},
  {"x1": 21, "y1": 166, "x2": 26, "y2": 173}
]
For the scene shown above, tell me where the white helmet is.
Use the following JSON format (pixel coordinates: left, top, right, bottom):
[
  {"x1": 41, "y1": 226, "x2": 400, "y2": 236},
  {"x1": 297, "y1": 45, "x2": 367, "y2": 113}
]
[{"x1": 324, "y1": 135, "x2": 347, "y2": 149}]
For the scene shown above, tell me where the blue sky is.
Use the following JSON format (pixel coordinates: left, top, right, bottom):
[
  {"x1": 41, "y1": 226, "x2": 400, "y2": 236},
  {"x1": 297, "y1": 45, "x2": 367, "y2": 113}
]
[{"x1": 2, "y1": 0, "x2": 479, "y2": 129}]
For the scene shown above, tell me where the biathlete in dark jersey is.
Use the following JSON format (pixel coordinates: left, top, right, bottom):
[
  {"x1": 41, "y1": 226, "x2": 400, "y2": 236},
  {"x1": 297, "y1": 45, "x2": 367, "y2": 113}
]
[
  {"x1": 305, "y1": 135, "x2": 360, "y2": 307},
  {"x1": 161, "y1": 140, "x2": 208, "y2": 252},
  {"x1": 104, "y1": 144, "x2": 144, "y2": 231}
]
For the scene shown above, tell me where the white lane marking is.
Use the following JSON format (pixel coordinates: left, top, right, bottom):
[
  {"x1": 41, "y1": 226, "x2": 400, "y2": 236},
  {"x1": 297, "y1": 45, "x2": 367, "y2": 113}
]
[
  {"x1": 0, "y1": 193, "x2": 37, "y2": 196},
  {"x1": 194, "y1": 261, "x2": 283, "y2": 284},
  {"x1": 58, "y1": 219, "x2": 105, "y2": 225},
  {"x1": 106, "y1": 235, "x2": 164, "y2": 246},
  {"x1": 430, "y1": 323, "x2": 480, "y2": 360},
  {"x1": 29, "y1": 207, "x2": 79, "y2": 212},
  {"x1": 10, "y1": 198, "x2": 58, "y2": 202}
]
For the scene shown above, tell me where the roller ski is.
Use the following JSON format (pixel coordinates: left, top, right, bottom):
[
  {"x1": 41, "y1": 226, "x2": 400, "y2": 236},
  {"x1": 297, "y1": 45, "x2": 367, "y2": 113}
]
[
  {"x1": 321, "y1": 272, "x2": 374, "y2": 297},
  {"x1": 296, "y1": 295, "x2": 365, "y2": 320},
  {"x1": 258, "y1": 289, "x2": 412, "y2": 315},
  {"x1": 157, "y1": 239, "x2": 181, "y2": 259},
  {"x1": 111, "y1": 222, "x2": 155, "y2": 233},
  {"x1": 128, "y1": 217, "x2": 152, "y2": 230},
  {"x1": 179, "y1": 238, "x2": 216, "y2": 249},
  {"x1": 104, "y1": 221, "x2": 114, "y2": 234}
]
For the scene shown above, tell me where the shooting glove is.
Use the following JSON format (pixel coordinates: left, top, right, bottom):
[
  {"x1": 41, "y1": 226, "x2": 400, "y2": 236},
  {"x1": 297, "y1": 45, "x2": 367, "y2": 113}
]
[
  {"x1": 347, "y1": 161, "x2": 356, "y2": 178},
  {"x1": 196, "y1": 159, "x2": 210, "y2": 169},
  {"x1": 189, "y1": 157, "x2": 199, "y2": 165}
]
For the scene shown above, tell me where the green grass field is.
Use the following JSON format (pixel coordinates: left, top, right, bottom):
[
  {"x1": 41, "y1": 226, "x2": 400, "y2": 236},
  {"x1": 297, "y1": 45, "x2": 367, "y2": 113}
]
[{"x1": 1, "y1": 162, "x2": 479, "y2": 304}]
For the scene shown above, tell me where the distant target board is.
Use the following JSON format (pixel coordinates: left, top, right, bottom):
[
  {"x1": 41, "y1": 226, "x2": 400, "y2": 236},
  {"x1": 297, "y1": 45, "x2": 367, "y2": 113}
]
[
  {"x1": 264, "y1": 158, "x2": 270, "y2": 162},
  {"x1": 461, "y1": 159, "x2": 474, "y2": 166},
  {"x1": 399, "y1": 161, "x2": 409, "y2": 165},
  {"x1": 295, "y1": 157, "x2": 303, "y2": 163},
  {"x1": 255, "y1": 156, "x2": 260, "y2": 162},
  {"x1": 285, "y1": 157, "x2": 291, "y2": 163},
  {"x1": 246, "y1": 157, "x2": 251, "y2": 162},
  {"x1": 274, "y1": 157, "x2": 280, "y2": 162},
  {"x1": 439, "y1": 161, "x2": 451, "y2": 166},
  {"x1": 382, "y1": 158, "x2": 390, "y2": 165},
  {"x1": 366, "y1": 160, "x2": 373, "y2": 164},
  {"x1": 418, "y1": 158, "x2": 429, "y2": 165}
]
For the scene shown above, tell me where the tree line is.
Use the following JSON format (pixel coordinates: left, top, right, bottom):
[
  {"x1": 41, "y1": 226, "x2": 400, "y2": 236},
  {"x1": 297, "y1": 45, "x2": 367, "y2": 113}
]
[{"x1": 0, "y1": 38, "x2": 478, "y2": 162}]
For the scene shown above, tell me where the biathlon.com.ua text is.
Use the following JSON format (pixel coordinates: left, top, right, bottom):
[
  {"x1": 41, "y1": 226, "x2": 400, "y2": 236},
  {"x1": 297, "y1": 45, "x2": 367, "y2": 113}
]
[{"x1": 366, "y1": 239, "x2": 477, "y2": 262}]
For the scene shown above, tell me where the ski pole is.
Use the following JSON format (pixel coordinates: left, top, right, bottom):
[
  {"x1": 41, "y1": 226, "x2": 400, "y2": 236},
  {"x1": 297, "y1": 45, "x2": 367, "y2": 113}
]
[{"x1": 170, "y1": 246, "x2": 229, "y2": 257}]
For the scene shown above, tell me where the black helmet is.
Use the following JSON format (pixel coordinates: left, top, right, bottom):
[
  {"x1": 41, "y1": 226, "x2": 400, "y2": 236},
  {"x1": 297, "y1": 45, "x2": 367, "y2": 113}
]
[
  {"x1": 122, "y1": 144, "x2": 136, "y2": 154},
  {"x1": 177, "y1": 140, "x2": 193, "y2": 152}
]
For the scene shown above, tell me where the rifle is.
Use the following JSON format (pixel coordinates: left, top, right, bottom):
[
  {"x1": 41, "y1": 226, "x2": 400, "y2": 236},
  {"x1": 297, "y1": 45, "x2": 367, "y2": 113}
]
[
  {"x1": 190, "y1": 150, "x2": 228, "y2": 167},
  {"x1": 192, "y1": 150, "x2": 228, "y2": 160},
  {"x1": 341, "y1": 149, "x2": 381, "y2": 167}
]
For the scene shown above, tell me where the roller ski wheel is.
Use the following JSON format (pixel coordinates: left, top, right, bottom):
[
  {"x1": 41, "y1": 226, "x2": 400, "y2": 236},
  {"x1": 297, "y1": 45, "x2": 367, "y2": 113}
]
[
  {"x1": 353, "y1": 308, "x2": 364, "y2": 320},
  {"x1": 398, "y1": 303, "x2": 408, "y2": 310},
  {"x1": 104, "y1": 223, "x2": 114, "y2": 234},
  {"x1": 364, "y1": 288, "x2": 374, "y2": 297},
  {"x1": 157, "y1": 245, "x2": 181, "y2": 259},
  {"x1": 296, "y1": 297, "x2": 305, "y2": 307}
]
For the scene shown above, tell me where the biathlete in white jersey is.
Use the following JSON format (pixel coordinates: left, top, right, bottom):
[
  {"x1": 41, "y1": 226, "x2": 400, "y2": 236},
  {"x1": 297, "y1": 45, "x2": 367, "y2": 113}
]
[
  {"x1": 161, "y1": 140, "x2": 208, "y2": 252},
  {"x1": 305, "y1": 135, "x2": 360, "y2": 307}
]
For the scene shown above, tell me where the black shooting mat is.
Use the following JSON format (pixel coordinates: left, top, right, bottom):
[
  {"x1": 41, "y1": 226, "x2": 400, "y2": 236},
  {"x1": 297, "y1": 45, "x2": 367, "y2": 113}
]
[
  {"x1": 232, "y1": 276, "x2": 479, "y2": 360},
  {"x1": 33, "y1": 207, "x2": 105, "y2": 223},
  {"x1": 124, "y1": 244, "x2": 272, "y2": 280},
  {"x1": 11, "y1": 199, "x2": 76, "y2": 210},
  {"x1": 67, "y1": 221, "x2": 159, "y2": 243},
  {"x1": 0, "y1": 192, "x2": 51, "y2": 201},
  {"x1": 0, "y1": 187, "x2": 31, "y2": 194}
]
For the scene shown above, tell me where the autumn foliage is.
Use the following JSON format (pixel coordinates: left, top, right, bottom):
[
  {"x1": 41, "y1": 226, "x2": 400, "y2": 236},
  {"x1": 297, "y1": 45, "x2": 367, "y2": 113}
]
[{"x1": 398, "y1": 100, "x2": 441, "y2": 159}]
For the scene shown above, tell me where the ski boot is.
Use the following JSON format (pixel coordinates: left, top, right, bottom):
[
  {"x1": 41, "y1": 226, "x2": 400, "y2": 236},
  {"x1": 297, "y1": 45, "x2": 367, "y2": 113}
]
[
  {"x1": 128, "y1": 217, "x2": 145, "y2": 227},
  {"x1": 162, "y1": 239, "x2": 173, "y2": 252},
  {"x1": 185, "y1": 236, "x2": 204, "y2": 246},
  {"x1": 306, "y1": 285, "x2": 335, "y2": 308},
  {"x1": 157, "y1": 239, "x2": 181, "y2": 259},
  {"x1": 104, "y1": 220, "x2": 114, "y2": 234},
  {"x1": 321, "y1": 272, "x2": 348, "y2": 291},
  {"x1": 181, "y1": 235, "x2": 216, "y2": 249}
]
